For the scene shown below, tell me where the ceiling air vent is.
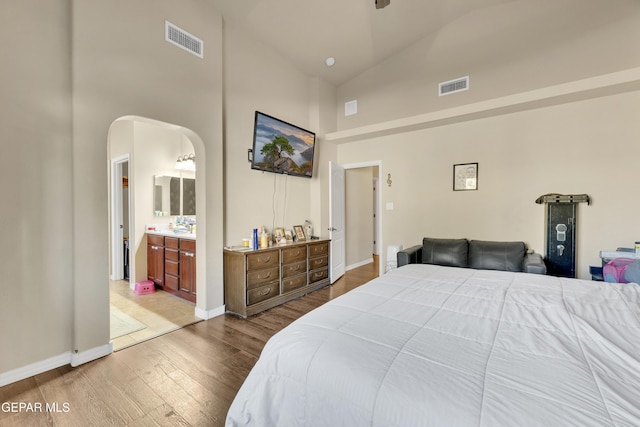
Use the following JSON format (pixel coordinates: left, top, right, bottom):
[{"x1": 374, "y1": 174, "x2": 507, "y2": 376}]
[
  {"x1": 165, "y1": 21, "x2": 203, "y2": 59},
  {"x1": 439, "y1": 76, "x2": 469, "y2": 96}
]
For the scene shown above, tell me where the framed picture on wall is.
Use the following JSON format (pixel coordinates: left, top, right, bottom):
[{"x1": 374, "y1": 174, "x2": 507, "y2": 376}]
[{"x1": 453, "y1": 163, "x2": 478, "y2": 191}]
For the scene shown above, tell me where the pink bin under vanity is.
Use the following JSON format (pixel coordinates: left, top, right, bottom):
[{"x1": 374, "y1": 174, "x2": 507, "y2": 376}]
[{"x1": 134, "y1": 280, "x2": 156, "y2": 295}]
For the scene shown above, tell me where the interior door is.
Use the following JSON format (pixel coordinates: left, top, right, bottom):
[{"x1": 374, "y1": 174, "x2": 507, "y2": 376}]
[{"x1": 329, "y1": 162, "x2": 345, "y2": 283}]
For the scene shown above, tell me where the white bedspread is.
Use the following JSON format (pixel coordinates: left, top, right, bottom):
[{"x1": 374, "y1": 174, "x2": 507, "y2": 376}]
[{"x1": 226, "y1": 264, "x2": 640, "y2": 426}]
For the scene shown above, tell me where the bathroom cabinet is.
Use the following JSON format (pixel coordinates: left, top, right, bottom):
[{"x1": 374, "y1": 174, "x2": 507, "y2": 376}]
[
  {"x1": 179, "y1": 239, "x2": 196, "y2": 300},
  {"x1": 147, "y1": 233, "x2": 196, "y2": 303},
  {"x1": 147, "y1": 234, "x2": 165, "y2": 287},
  {"x1": 223, "y1": 239, "x2": 330, "y2": 317}
]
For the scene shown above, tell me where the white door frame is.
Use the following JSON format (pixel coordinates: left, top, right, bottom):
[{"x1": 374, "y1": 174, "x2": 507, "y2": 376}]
[
  {"x1": 373, "y1": 176, "x2": 380, "y2": 256},
  {"x1": 337, "y1": 160, "x2": 384, "y2": 278},
  {"x1": 329, "y1": 162, "x2": 346, "y2": 283},
  {"x1": 110, "y1": 154, "x2": 130, "y2": 282}
]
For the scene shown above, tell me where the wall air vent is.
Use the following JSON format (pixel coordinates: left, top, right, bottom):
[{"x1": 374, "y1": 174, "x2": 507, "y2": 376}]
[
  {"x1": 439, "y1": 76, "x2": 469, "y2": 96},
  {"x1": 165, "y1": 21, "x2": 203, "y2": 58}
]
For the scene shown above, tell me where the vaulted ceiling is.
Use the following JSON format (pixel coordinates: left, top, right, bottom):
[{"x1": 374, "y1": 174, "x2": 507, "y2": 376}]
[{"x1": 208, "y1": 0, "x2": 638, "y2": 86}]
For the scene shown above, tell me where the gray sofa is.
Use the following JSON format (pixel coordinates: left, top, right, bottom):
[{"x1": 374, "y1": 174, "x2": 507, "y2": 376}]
[{"x1": 397, "y1": 238, "x2": 547, "y2": 275}]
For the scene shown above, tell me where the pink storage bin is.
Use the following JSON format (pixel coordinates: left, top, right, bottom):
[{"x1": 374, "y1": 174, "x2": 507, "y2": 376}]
[
  {"x1": 135, "y1": 280, "x2": 156, "y2": 295},
  {"x1": 603, "y1": 258, "x2": 634, "y2": 283}
]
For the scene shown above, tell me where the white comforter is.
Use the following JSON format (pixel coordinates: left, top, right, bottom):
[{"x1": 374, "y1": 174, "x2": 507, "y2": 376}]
[{"x1": 226, "y1": 264, "x2": 640, "y2": 426}]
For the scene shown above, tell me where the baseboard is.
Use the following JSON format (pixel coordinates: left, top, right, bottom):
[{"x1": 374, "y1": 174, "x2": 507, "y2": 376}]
[
  {"x1": 346, "y1": 257, "x2": 373, "y2": 271},
  {"x1": 71, "y1": 343, "x2": 113, "y2": 367},
  {"x1": 195, "y1": 304, "x2": 225, "y2": 320},
  {"x1": 0, "y1": 352, "x2": 71, "y2": 387}
]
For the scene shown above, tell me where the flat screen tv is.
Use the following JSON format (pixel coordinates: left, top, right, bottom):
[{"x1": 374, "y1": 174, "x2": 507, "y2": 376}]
[{"x1": 251, "y1": 111, "x2": 316, "y2": 178}]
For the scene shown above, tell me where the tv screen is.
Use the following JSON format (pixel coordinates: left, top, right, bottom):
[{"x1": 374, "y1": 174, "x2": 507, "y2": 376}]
[{"x1": 251, "y1": 111, "x2": 316, "y2": 178}]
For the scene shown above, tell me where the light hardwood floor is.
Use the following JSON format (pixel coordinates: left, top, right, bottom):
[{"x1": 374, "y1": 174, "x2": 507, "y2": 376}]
[
  {"x1": 110, "y1": 280, "x2": 202, "y2": 351},
  {"x1": 1, "y1": 257, "x2": 379, "y2": 427}
]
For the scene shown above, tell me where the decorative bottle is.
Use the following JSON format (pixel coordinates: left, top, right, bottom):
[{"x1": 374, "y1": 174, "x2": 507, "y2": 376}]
[
  {"x1": 260, "y1": 230, "x2": 269, "y2": 249},
  {"x1": 252, "y1": 229, "x2": 259, "y2": 250}
]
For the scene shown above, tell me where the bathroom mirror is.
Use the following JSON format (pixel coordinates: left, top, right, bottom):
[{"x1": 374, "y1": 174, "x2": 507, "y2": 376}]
[{"x1": 154, "y1": 175, "x2": 196, "y2": 216}]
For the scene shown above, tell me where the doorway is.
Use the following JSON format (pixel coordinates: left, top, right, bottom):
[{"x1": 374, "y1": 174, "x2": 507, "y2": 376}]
[
  {"x1": 330, "y1": 161, "x2": 384, "y2": 279},
  {"x1": 110, "y1": 155, "x2": 129, "y2": 281},
  {"x1": 107, "y1": 116, "x2": 204, "y2": 350}
]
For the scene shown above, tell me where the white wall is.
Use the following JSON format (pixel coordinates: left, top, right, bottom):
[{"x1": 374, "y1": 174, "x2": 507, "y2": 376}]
[{"x1": 337, "y1": 90, "x2": 640, "y2": 279}]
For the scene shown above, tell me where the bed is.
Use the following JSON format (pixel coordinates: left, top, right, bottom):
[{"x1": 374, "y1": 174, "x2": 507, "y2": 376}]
[{"x1": 226, "y1": 264, "x2": 640, "y2": 426}]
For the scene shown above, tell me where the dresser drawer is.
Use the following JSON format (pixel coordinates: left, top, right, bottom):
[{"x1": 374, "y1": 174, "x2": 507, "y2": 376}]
[
  {"x1": 309, "y1": 242, "x2": 329, "y2": 257},
  {"x1": 282, "y1": 246, "x2": 307, "y2": 264},
  {"x1": 247, "y1": 266, "x2": 280, "y2": 289},
  {"x1": 309, "y1": 268, "x2": 328, "y2": 284},
  {"x1": 309, "y1": 254, "x2": 328, "y2": 270},
  {"x1": 282, "y1": 260, "x2": 306, "y2": 278},
  {"x1": 247, "y1": 282, "x2": 279, "y2": 305},
  {"x1": 282, "y1": 273, "x2": 307, "y2": 293},
  {"x1": 247, "y1": 250, "x2": 279, "y2": 270}
]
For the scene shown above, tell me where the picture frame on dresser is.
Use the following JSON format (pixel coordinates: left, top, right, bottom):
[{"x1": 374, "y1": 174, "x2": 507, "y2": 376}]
[
  {"x1": 293, "y1": 225, "x2": 306, "y2": 241},
  {"x1": 273, "y1": 227, "x2": 285, "y2": 245}
]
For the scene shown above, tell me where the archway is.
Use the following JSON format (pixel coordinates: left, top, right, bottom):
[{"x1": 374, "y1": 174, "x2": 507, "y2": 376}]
[{"x1": 107, "y1": 116, "x2": 208, "y2": 347}]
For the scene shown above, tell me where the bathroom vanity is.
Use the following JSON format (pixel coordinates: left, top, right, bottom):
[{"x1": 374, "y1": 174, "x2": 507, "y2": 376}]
[{"x1": 147, "y1": 231, "x2": 196, "y2": 303}]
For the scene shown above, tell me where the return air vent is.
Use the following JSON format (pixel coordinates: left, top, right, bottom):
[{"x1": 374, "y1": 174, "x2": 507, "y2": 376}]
[
  {"x1": 439, "y1": 76, "x2": 469, "y2": 96},
  {"x1": 165, "y1": 21, "x2": 203, "y2": 58}
]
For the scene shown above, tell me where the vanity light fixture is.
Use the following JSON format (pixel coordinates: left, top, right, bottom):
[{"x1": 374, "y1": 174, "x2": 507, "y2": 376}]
[{"x1": 175, "y1": 153, "x2": 196, "y2": 171}]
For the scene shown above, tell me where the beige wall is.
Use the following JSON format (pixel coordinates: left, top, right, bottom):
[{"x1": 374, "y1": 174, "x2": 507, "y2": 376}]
[
  {"x1": 222, "y1": 24, "x2": 325, "y2": 245},
  {"x1": 345, "y1": 168, "x2": 374, "y2": 267},
  {"x1": 0, "y1": 0, "x2": 73, "y2": 373},
  {"x1": 337, "y1": 90, "x2": 640, "y2": 279},
  {"x1": 71, "y1": 0, "x2": 224, "y2": 359},
  {"x1": 336, "y1": 3, "x2": 640, "y2": 131}
]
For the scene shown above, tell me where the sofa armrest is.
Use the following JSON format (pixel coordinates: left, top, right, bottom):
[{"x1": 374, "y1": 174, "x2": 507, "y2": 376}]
[
  {"x1": 397, "y1": 245, "x2": 422, "y2": 267},
  {"x1": 524, "y1": 253, "x2": 547, "y2": 275}
]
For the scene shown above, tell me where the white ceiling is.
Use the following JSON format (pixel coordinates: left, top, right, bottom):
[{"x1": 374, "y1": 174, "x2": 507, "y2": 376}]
[{"x1": 208, "y1": 0, "x2": 638, "y2": 86}]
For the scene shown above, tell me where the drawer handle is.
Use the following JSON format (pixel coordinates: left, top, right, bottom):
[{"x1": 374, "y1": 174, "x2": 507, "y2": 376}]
[
  {"x1": 257, "y1": 288, "x2": 271, "y2": 296},
  {"x1": 313, "y1": 272, "x2": 325, "y2": 279},
  {"x1": 151, "y1": 245, "x2": 160, "y2": 250},
  {"x1": 184, "y1": 252, "x2": 194, "y2": 257},
  {"x1": 259, "y1": 256, "x2": 272, "y2": 263},
  {"x1": 313, "y1": 259, "x2": 323, "y2": 266},
  {"x1": 292, "y1": 265, "x2": 300, "y2": 271},
  {"x1": 258, "y1": 271, "x2": 272, "y2": 279}
]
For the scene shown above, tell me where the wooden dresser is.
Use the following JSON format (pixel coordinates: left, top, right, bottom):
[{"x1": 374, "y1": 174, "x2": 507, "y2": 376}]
[{"x1": 224, "y1": 239, "x2": 330, "y2": 317}]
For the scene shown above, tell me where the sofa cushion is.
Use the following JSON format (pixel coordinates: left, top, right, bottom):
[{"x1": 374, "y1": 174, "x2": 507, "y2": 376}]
[
  {"x1": 469, "y1": 240, "x2": 526, "y2": 272},
  {"x1": 422, "y1": 238, "x2": 468, "y2": 268}
]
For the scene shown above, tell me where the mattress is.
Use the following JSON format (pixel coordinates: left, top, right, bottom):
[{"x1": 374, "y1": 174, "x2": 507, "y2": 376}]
[{"x1": 226, "y1": 264, "x2": 640, "y2": 426}]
